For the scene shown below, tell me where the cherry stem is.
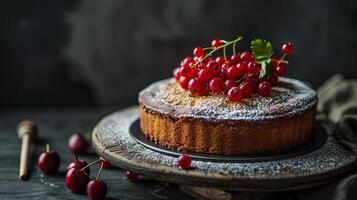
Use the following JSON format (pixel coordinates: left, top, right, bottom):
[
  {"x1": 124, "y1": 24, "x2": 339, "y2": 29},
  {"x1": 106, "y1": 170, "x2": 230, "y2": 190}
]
[
  {"x1": 81, "y1": 159, "x2": 101, "y2": 172},
  {"x1": 96, "y1": 161, "x2": 104, "y2": 181},
  {"x1": 193, "y1": 36, "x2": 243, "y2": 67},
  {"x1": 74, "y1": 152, "x2": 79, "y2": 162},
  {"x1": 45, "y1": 144, "x2": 50, "y2": 153}
]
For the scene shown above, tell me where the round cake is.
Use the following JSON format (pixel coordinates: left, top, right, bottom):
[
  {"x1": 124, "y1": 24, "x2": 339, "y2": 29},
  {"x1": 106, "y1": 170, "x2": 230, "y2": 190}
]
[{"x1": 138, "y1": 77, "x2": 318, "y2": 155}]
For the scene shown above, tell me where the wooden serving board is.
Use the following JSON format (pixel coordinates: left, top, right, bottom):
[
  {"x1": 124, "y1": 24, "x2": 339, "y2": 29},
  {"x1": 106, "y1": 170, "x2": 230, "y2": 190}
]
[{"x1": 92, "y1": 106, "x2": 357, "y2": 192}]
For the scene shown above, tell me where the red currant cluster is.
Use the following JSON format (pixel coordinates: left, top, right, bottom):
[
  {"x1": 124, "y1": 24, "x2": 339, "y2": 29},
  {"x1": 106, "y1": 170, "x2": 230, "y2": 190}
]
[{"x1": 173, "y1": 37, "x2": 294, "y2": 102}]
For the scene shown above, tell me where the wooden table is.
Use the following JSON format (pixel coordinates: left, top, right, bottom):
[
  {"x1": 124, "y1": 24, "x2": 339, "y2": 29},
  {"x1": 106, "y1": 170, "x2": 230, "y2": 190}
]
[{"x1": 0, "y1": 108, "x2": 194, "y2": 200}]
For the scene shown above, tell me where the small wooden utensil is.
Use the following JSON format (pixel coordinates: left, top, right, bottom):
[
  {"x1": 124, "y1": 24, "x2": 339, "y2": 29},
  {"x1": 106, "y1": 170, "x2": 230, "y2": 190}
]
[{"x1": 17, "y1": 120, "x2": 38, "y2": 180}]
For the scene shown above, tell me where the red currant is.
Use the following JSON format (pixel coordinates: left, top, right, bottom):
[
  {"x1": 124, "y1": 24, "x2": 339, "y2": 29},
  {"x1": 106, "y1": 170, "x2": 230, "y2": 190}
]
[
  {"x1": 38, "y1": 145, "x2": 61, "y2": 174},
  {"x1": 282, "y1": 42, "x2": 294, "y2": 54},
  {"x1": 275, "y1": 64, "x2": 286, "y2": 76},
  {"x1": 179, "y1": 66, "x2": 193, "y2": 78},
  {"x1": 268, "y1": 74, "x2": 278, "y2": 86},
  {"x1": 206, "y1": 61, "x2": 220, "y2": 77},
  {"x1": 211, "y1": 39, "x2": 223, "y2": 48},
  {"x1": 226, "y1": 66, "x2": 240, "y2": 79},
  {"x1": 177, "y1": 154, "x2": 192, "y2": 169},
  {"x1": 271, "y1": 58, "x2": 278, "y2": 67},
  {"x1": 224, "y1": 79, "x2": 236, "y2": 90},
  {"x1": 173, "y1": 68, "x2": 180, "y2": 80},
  {"x1": 230, "y1": 54, "x2": 241, "y2": 65},
  {"x1": 235, "y1": 62, "x2": 248, "y2": 77},
  {"x1": 68, "y1": 134, "x2": 88, "y2": 154},
  {"x1": 209, "y1": 77, "x2": 224, "y2": 93},
  {"x1": 126, "y1": 171, "x2": 139, "y2": 182},
  {"x1": 197, "y1": 68, "x2": 212, "y2": 81},
  {"x1": 182, "y1": 56, "x2": 193, "y2": 67},
  {"x1": 193, "y1": 47, "x2": 205, "y2": 58},
  {"x1": 227, "y1": 87, "x2": 244, "y2": 102},
  {"x1": 215, "y1": 56, "x2": 225, "y2": 66},
  {"x1": 257, "y1": 81, "x2": 272, "y2": 97},
  {"x1": 87, "y1": 180, "x2": 107, "y2": 200},
  {"x1": 239, "y1": 81, "x2": 253, "y2": 97},
  {"x1": 247, "y1": 77, "x2": 259, "y2": 93},
  {"x1": 179, "y1": 76, "x2": 190, "y2": 90},
  {"x1": 188, "y1": 78, "x2": 205, "y2": 94},
  {"x1": 240, "y1": 51, "x2": 253, "y2": 62},
  {"x1": 66, "y1": 168, "x2": 89, "y2": 193}
]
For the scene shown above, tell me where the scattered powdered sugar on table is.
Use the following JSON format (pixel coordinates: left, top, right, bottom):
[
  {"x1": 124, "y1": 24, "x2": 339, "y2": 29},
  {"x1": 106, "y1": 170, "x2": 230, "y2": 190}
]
[
  {"x1": 93, "y1": 107, "x2": 357, "y2": 179},
  {"x1": 139, "y1": 77, "x2": 318, "y2": 121}
]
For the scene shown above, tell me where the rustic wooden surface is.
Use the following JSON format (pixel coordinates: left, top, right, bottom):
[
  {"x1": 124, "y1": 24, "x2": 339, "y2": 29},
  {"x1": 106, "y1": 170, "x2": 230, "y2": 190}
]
[{"x1": 0, "y1": 108, "x2": 194, "y2": 200}]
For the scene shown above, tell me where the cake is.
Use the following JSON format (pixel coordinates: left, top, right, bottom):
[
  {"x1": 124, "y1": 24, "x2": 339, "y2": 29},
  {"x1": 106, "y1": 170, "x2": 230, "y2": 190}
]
[{"x1": 138, "y1": 36, "x2": 318, "y2": 155}]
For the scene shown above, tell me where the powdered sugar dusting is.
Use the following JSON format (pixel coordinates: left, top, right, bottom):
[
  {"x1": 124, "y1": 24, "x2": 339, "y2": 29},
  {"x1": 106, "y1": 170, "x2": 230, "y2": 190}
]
[
  {"x1": 139, "y1": 77, "x2": 318, "y2": 121},
  {"x1": 93, "y1": 107, "x2": 357, "y2": 179}
]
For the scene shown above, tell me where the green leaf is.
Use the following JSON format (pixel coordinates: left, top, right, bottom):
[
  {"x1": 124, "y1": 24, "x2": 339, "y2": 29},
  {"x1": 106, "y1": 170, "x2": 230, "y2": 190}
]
[
  {"x1": 250, "y1": 39, "x2": 274, "y2": 63},
  {"x1": 259, "y1": 62, "x2": 274, "y2": 79}
]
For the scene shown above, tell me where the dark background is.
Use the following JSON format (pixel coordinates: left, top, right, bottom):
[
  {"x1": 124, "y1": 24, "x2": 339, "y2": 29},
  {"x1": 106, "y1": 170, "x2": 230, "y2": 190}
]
[{"x1": 1, "y1": 0, "x2": 356, "y2": 109}]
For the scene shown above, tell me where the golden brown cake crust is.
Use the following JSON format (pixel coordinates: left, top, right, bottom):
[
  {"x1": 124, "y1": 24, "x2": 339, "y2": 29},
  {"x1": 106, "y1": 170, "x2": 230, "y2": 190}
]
[{"x1": 138, "y1": 77, "x2": 318, "y2": 155}]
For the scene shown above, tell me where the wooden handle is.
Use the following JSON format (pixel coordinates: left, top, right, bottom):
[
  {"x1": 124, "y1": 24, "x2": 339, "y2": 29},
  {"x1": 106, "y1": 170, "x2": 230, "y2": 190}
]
[{"x1": 17, "y1": 120, "x2": 37, "y2": 181}]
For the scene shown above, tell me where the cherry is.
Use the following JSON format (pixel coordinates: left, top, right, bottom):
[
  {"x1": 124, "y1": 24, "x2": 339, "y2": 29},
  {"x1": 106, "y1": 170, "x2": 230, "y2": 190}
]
[
  {"x1": 177, "y1": 154, "x2": 192, "y2": 169},
  {"x1": 257, "y1": 81, "x2": 272, "y2": 97},
  {"x1": 87, "y1": 161, "x2": 107, "y2": 200},
  {"x1": 66, "y1": 168, "x2": 89, "y2": 193},
  {"x1": 239, "y1": 81, "x2": 253, "y2": 97},
  {"x1": 182, "y1": 56, "x2": 193, "y2": 67},
  {"x1": 230, "y1": 54, "x2": 241, "y2": 65},
  {"x1": 275, "y1": 64, "x2": 286, "y2": 76},
  {"x1": 197, "y1": 68, "x2": 212, "y2": 81},
  {"x1": 68, "y1": 133, "x2": 88, "y2": 154},
  {"x1": 126, "y1": 171, "x2": 139, "y2": 182},
  {"x1": 215, "y1": 56, "x2": 225, "y2": 66},
  {"x1": 173, "y1": 68, "x2": 180, "y2": 80},
  {"x1": 87, "y1": 180, "x2": 107, "y2": 200},
  {"x1": 227, "y1": 87, "x2": 244, "y2": 102},
  {"x1": 247, "y1": 62, "x2": 261, "y2": 74},
  {"x1": 206, "y1": 61, "x2": 220, "y2": 77},
  {"x1": 38, "y1": 144, "x2": 60, "y2": 174},
  {"x1": 209, "y1": 77, "x2": 224, "y2": 93},
  {"x1": 188, "y1": 78, "x2": 205, "y2": 94},
  {"x1": 211, "y1": 39, "x2": 223, "y2": 48},
  {"x1": 224, "y1": 79, "x2": 236, "y2": 90},
  {"x1": 179, "y1": 76, "x2": 190, "y2": 90},
  {"x1": 193, "y1": 47, "x2": 205, "y2": 58},
  {"x1": 179, "y1": 66, "x2": 194, "y2": 78},
  {"x1": 66, "y1": 152, "x2": 90, "y2": 176},
  {"x1": 240, "y1": 51, "x2": 253, "y2": 62},
  {"x1": 100, "y1": 158, "x2": 112, "y2": 169},
  {"x1": 282, "y1": 42, "x2": 294, "y2": 54}
]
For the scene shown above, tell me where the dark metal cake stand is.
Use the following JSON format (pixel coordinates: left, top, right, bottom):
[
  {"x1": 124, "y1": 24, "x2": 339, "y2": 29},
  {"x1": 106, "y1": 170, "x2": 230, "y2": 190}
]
[{"x1": 92, "y1": 106, "x2": 357, "y2": 193}]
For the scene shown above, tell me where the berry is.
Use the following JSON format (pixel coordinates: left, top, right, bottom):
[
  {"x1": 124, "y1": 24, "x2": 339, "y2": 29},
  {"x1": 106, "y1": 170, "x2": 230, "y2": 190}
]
[
  {"x1": 224, "y1": 79, "x2": 236, "y2": 90},
  {"x1": 206, "y1": 61, "x2": 220, "y2": 77},
  {"x1": 271, "y1": 58, "x2": 278, "y2": 67},
  {"x1": 38, "y1": 144, "x2": 60, "y2": 174},
  {"x1": 188, "y1": 78, "x2": 205, "y2": 94},
  {"x1": 215, "y1": 56, "x2": 225, "y2": 66},
  {"x1": 268, "y1": 74, "x2": 278, "y2": 86},
  {"x1": 182, "y1": 56, "x2": 193, "y2": 67},
  {"x1": 177, "y1": 154, "x2": 192, "y2": 169},
  {"x1": 197, "y1": 68, "x2": 212, "y2": 81},
  {"x1": 66, "y1": 168, "x2": 89, "y2": 193},
  {"x1": 239, "y1": 81, "x2": 253, "y2": 97},
  {"x1": 66, "y1": 156, "x2": 90, "y2": 176},
  {"x1": 126, "y1": 171, "x2": 139, "y2": 182},
  {"x1": 179, "y1": 76, "x2": 190, "y2": 90},
  {"x1": 275, "y1": 64, "x2": 286, "y2": 76},
  {"x1": 173, "y1": 68, "x2": 180, "y2": 80},
  {"x1": 226, "y1": 66, "x2": 240, "y2": 79},
  {"x1": 227, "y1": 87, "x2": 244, "y2": 102},
  {"x1": 257, "y1": 81, "x2": 272, "y2": 97},
  {"x1": 211, "y1": 39, "x2": 223, "y2": 48},
  {"x1": 193, "y1": 47, "x2": 205, "y2": 58},
  {"x1": 68, "y1": 134, "x2": 88, "y2": 154},
  {"x1": 230, "y1": 54, "x2": 241, "y2": 64},
  {"x1": 247, "y1": 62, "x2": 261, "y2": 74},
  {"x1": 100, "y1": 158, "x2": 112, "y2": 169},
  {"x1": 87, "y1": 180, "x2": 107, "y2": 200},
  {"x1": 240, "y1": 51, "x2": 253, "y2": 62},
  {"x1": 209, "y1": 77, "x2": 224, "y2": 93},
  {"x1": 179, "y1": 66, "x2": 194, "y2": 78},
  {"x1": 247, "y1": 77, "x2": 259, "y2": 93},
  {"x1": 282, "y1": 42, "x2": 294, "y2": 54},
  {"x1": 235, "y1": 62, "x2": 248, "y2": 77}
]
